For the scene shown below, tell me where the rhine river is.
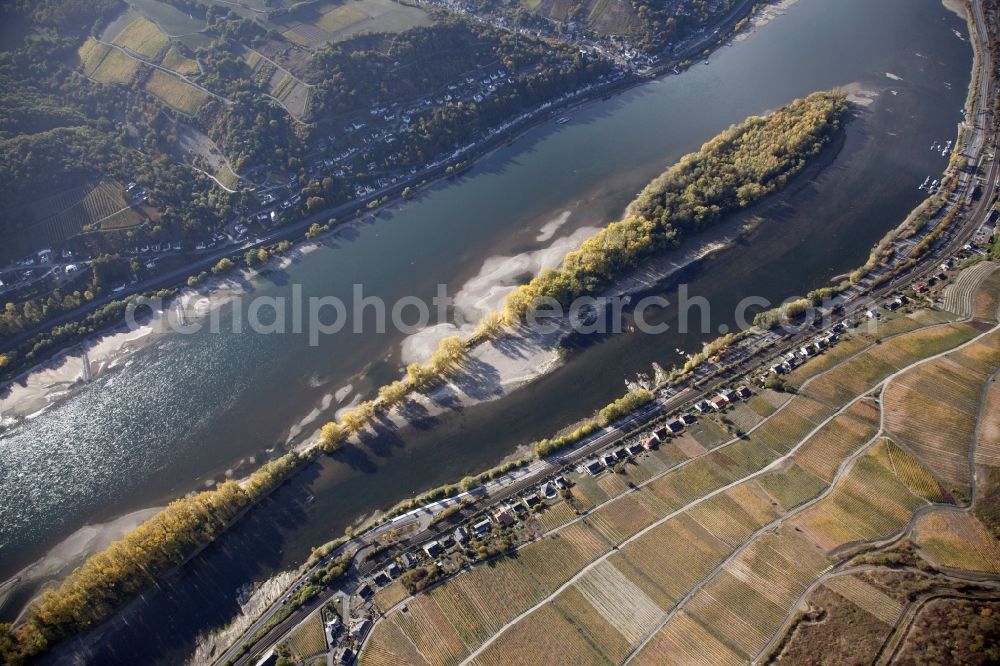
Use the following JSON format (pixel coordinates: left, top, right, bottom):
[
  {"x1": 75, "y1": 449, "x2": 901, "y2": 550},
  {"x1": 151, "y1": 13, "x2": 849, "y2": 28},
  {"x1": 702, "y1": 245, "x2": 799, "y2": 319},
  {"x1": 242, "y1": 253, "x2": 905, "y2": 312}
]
[{"x1": 0, "y1": 0, "x2": 972, "y2": 660}]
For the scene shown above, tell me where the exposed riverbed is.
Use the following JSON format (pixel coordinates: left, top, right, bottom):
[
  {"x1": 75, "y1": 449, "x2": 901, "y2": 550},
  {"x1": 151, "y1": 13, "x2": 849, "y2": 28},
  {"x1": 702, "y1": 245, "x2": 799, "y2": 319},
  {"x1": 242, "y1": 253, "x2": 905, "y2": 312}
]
[{"x1": 0, "y1": 0, "x2": 972, "y2": 660}]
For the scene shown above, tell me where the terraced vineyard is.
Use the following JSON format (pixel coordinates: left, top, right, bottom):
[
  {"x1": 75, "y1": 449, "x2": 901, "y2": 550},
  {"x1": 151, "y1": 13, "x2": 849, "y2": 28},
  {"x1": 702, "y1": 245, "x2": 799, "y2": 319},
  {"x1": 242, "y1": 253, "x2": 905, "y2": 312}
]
[
  {"x1": 144, "y1": 69, "x2": 210, "y2": 115},
  {"x1": 359, "y1": 269, "x2": 1000, "y2": 666}
]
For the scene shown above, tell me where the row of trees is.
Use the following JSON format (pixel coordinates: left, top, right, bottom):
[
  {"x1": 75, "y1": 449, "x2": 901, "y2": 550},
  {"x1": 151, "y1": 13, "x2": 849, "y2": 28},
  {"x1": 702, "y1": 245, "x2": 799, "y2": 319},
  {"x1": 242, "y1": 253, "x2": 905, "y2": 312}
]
[
  {"x1": 502, "y1": 90, "x2": 849, "y2": 322},
  {"x1": 316, "y1": 335, "x2": 469, "y2": 453},
  {"x1": 0, "y1": 453, "x2": 303, "y2": 664}
]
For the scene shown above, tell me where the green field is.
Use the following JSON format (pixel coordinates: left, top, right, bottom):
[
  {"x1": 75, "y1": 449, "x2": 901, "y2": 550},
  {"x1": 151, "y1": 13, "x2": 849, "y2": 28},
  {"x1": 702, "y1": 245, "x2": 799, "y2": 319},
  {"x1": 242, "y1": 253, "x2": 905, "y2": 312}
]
[
  {"x1": 144, "y1": 69, "x2": 209, "y2": 114},
  {"x1": 161, "y1": 46, "x2": 199, "y2": 76},
  {"x1": 91, "y1": 47, "x2": 140, "y2": 85},
  {"x1": 276, "y1": 0, "x2": 432, "y2": 48},
  {"x1": 111, "y1": 16, "x2": 169, "y2": 59}
]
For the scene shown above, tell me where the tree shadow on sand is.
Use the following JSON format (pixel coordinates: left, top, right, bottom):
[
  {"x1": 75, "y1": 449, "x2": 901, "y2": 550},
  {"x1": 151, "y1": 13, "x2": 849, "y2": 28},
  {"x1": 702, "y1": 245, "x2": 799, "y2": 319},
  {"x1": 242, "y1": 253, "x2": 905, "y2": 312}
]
[{"x1": 450, "y1": 357, "x2": 503, "y2": 401}]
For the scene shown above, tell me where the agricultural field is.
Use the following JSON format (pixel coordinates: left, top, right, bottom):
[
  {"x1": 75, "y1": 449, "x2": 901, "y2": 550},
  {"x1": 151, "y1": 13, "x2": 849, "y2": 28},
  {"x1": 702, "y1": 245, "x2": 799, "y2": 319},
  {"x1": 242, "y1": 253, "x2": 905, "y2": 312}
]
[
  {"x1": 283, "y1": 611, "x2": 328, "y2": 661},
  {"x1": 428, "y1": 556, "x2": 544, "y2": 648},
  {"x1": 883, "y1": 350, "x2": 992, "y2": 490},
  {"x1": 517, "y1": 521, "x2": 610, "y2": 591},
  {"x1": 111, "y1": 16, "x2": 169, "y2": 59},
  {"x1": 551, "y1": 585, "x2": 633, "y2": 663},
  {"x1": 374, "y1": 580, "x2": 409, "y2": 614},
  {"x1": 744, "y1": 394, "x2": 833, "y2": 455},
  {"x1": 583, "y1": 491, "x2": 657, "y2": 545},
  {"x1": 264, "y1": 68, "x2": 312, "y2": 120},
  {"x1": 632, "y1": 610, "x2": 745, "y2": 666},
  {"x1": 790, "y1": 442, "x2": 932, "y2": 552},
  {"x1": 392, "y1": 594, "x2": 467, "y2": 665},
  {"x1": 913, "y1": 510, "x2": 1000, "y2": 573},
  {"x1": 941, "y1": 260, "x2": 998, "y2": 317},
  {"x1": 361, "y1": 291, "x2": 1000, "y2": 666},
  {"x1": 1, "y1": 181, "x2": 143, "y2": 261},
  {"x1": 976, "y1": 379, "x2": 1000, "y2": 468},
  {"x1": 572, "y1": 560, "x2": 664, "y2": 645},
  {"x1": 361, "y1": 620, "x2": 431, "y2": 666},
  {"x1": 973, "y1": 265, "x2": 1000, "y2": 321},
  {"x1": 274, "y1": 0, "x2": 432, "y2": 48},
  {"x1": 466, "y1": 603, "x2": 608, "y2": 666},
  {"x1": 791, "y1": 398, "x2": 880, "y2": 482},
  {"x1": 161, "y1": 46, "x2": 200, "y2": 76},
  {"x1": 91, "y1": 47, "x2": 141, "y2": 85},
  {"x1": 144, "y1": 69, "x2": 210, "y2": 115},
  {"x1": 79, "y1": 38, "x2": 112, "y2": 76},
  {"x1": 756, "y1": 460, "x2": 828, "y2": 511}
]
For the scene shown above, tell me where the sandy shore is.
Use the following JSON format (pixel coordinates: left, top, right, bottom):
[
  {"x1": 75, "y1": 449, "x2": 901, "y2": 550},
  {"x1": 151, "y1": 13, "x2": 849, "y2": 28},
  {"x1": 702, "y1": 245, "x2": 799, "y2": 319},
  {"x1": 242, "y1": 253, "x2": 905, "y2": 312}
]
[
  {"x1": 300, "y1": 206, "x2": 759, "y2": 452},
  {"x1": 1, "y1": 506, "x2": 162, "y2": 622},
  {"x1": 0, "y1": 240, "x2": 327, "y2": 424}
]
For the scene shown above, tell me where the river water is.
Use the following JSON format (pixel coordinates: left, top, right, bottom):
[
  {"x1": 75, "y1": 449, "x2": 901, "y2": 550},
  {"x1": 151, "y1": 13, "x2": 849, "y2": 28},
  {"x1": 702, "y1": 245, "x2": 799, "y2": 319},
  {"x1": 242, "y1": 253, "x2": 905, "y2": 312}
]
[{"x1": 0, "y1": 0, "x2": 971, "y2": 659}]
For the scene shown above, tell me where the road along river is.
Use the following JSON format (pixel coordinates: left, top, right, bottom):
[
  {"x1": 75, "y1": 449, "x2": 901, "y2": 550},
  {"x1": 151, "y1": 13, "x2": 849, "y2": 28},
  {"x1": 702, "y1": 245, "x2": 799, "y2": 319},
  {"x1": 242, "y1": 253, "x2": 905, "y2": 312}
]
[{"x1": 0, "y1": 0, "x2": 974, "y2": 660}]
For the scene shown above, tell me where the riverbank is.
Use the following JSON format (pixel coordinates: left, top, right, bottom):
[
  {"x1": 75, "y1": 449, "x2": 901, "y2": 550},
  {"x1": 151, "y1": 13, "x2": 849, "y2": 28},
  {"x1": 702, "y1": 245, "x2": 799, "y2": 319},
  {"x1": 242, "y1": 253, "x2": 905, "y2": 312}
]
[
  {"x1": 0, "y1": 0, "x2": 975, "y2": 660},
  {"x1": 0, "y1": 0, "x2": 782, "y2": 585}
]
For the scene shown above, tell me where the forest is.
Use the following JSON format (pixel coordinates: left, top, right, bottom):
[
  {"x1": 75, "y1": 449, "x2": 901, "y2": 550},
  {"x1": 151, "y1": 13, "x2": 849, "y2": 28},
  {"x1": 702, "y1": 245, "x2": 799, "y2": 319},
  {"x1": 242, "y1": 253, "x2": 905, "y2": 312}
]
[{"x1": 502, "y1": 90, "x2": 849, "y2": 320}]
